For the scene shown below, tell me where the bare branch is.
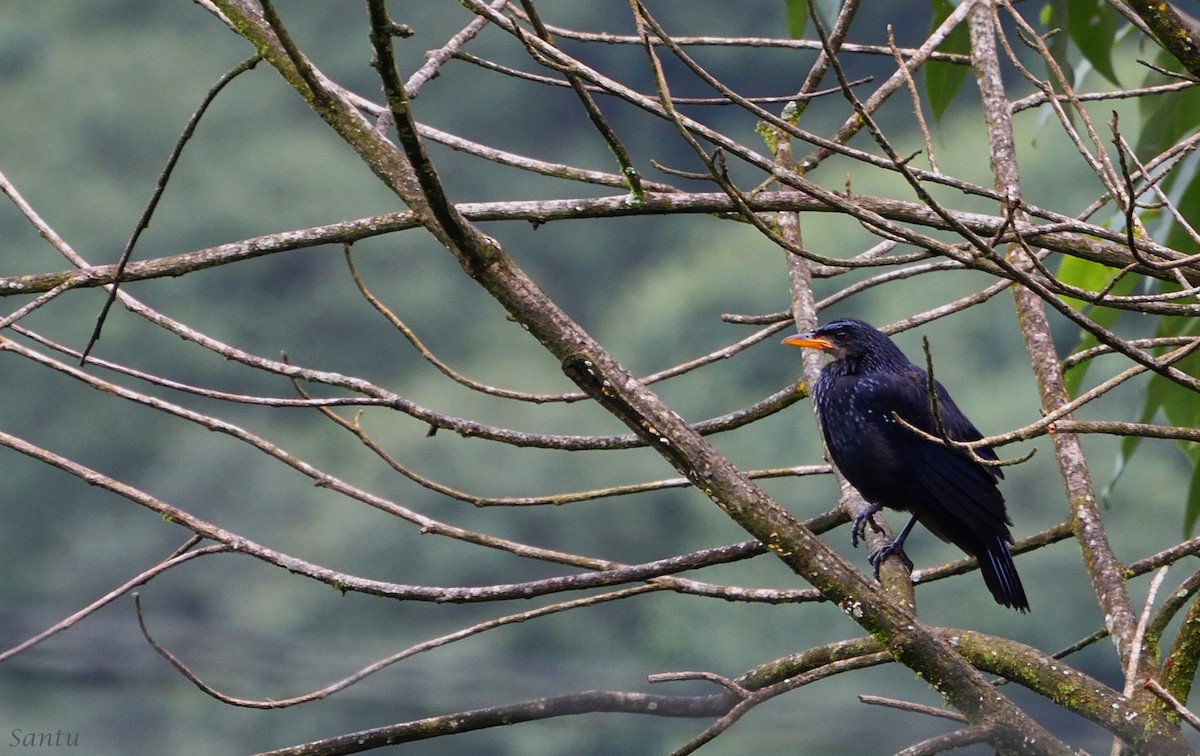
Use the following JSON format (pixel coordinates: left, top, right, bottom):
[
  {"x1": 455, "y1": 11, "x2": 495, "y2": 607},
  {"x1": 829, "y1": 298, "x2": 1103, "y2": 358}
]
[{"x1": 0, "y1": 539, "x2": 221, "y2": 663}]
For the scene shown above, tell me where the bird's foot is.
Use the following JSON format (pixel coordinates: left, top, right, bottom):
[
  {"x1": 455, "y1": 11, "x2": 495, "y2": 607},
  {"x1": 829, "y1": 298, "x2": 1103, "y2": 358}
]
[
  {"x1": 850, "y1": 503, "x2": 884, "y2": 548},
  {"x1": 867, "y1": 540, "x2": 914, "y2": 580}
]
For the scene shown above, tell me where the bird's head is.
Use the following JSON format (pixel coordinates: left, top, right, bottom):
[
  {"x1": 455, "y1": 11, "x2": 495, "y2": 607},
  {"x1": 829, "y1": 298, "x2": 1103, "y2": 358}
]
[{"x1": 781, "y1": 318, "x2": 908, "y2": 373}]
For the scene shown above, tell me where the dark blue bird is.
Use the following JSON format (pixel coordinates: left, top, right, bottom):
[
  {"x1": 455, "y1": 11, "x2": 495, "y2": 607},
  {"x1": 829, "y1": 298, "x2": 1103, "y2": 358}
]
[{"x1": 784, "y1": 318, "x2": 1028, "y2": 612}]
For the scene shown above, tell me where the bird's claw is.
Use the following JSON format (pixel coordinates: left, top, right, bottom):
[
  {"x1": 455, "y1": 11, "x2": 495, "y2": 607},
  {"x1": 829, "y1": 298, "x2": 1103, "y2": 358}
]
[
  {"x1": 867, "y1": 540, "x2": 914, "y2": 580},
  {"x1": 850, "y1": 504, "x2": 884, "y2": 548}
]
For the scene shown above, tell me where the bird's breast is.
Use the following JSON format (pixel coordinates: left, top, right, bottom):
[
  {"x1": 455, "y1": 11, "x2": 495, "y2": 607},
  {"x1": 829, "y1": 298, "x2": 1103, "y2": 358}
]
[{"x1": 812, "y1": 375, "x2": 905, "y2": 501}]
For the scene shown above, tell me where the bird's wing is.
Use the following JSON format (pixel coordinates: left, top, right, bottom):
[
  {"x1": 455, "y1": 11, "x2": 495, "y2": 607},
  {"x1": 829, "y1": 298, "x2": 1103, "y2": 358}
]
[
  {"x1": 856, "y1": 371, "x2": 1013, "y2": 539},
  {"x1": 870, "y1": 370, "x2": 1002, "y2": 477},
  {"x1": 928, "y1": 379, "x2": 1001, "y2": 474},
  {"x1": 906, "y1": 433, "x2": 1013, "y2": 538}
]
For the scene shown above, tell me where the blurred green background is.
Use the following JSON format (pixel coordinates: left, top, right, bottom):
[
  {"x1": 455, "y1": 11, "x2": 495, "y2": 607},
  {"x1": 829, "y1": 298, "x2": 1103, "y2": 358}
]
[{"x1": 0, "y1": 2, "x2": 1194, "y2": 754}]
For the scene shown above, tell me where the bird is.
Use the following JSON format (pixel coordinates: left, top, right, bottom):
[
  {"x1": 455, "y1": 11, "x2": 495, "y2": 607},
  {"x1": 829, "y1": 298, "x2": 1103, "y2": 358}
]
[{"x1": 782, "y1": 318, "x2": 1028, "y2": 612}]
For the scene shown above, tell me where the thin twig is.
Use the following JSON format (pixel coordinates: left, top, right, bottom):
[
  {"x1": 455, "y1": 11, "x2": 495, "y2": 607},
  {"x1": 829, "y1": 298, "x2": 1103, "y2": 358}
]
[
  {"x1": 81, "y1": 54, "x2": 262, "y2": 361},
  {"x1": 0, "y1": 539, "x2": 221, "y2": 663},
  {"x1": 1144, "y1": 678, "x2": 1200, "y2": 732},
  {"x1": 858, "y1": 694, "x2": 968, "y2": 722},
  {"x1": 135, "y1": 585, "x2": 664, "y2": 708}
]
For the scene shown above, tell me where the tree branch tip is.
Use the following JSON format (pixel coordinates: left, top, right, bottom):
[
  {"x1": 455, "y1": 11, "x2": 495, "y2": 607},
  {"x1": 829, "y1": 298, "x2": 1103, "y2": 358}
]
[{"x1": 648, "y1": 670, "x2": 747, "y2": 696}]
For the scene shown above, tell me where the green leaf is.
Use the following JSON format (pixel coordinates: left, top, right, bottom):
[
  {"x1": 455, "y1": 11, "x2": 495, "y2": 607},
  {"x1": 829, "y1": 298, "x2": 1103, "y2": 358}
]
[
  {"x1": 1102, "y1": 360, "x2": 1172, "y2": 502},
  {"x1": 1136, "y1": 50, "x2": 1200, "y2": 160},
  {"x1": 1055, "y1": 255, "x2": 1125, "y2": 312},
  {"x1": 1067, "y1": 0, "x2": 1120, "y2": 85},
  {"x1": 1133, "y1": 49, "x2": 1200, "y2": 259},
  {"x1": 1184, "y1": 437, "x2": 1200, "y2": 536},
  {"x1": 785, "y1": 0, "x2": 808, "y2": 38},
  {"x1": 1186, "y1": 464, "x2": 1200, "y2": 537},
  {"x1": 1056, "y1": 255, "x2": 1134, "y2": 395},
  {"x1": 925, "y1": 0, "x2": 971, "y2": 121},
  {"x1": 1143, "y1": 317, "x2": 1200, "y2": 534},
  {"x1": 1159, "y1": 351, "x2": 1200, "y2": 434},
  {"x1": 1062, "y1": 331, "x2": 1098, "y2": 398},
  {"x1": 1044, "y1": 0, "x2": 1077, "y2": 110},
  {"x1": 1101, "y1": 316, "x2": 1200, "y2": 524},
  {"x1": 1164, "y1": 160, "x2": 1200, "y2": 254}
]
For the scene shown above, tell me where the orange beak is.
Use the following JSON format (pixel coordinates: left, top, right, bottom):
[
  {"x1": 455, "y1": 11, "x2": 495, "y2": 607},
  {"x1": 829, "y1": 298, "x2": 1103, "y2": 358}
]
[{"x1": 781, "y1": 334, "x2": 834, "y2": 351}]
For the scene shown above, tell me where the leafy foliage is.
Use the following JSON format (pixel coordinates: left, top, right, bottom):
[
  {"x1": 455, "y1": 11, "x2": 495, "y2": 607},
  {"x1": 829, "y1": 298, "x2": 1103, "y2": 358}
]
[
  {"x1": 785, "y1": 0, "x2": 809, "y2": 38},
  {"x1": 924, "y1": 0, "x2": 971, "y2": 120},
  {"x1": 1065, "y1": 0, "x2": 1122, "y2": 85}
]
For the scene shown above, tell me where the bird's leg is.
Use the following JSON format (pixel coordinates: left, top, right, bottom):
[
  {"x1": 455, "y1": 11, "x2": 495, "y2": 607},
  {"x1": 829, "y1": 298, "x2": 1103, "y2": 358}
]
[
  {"x1": 867, "y1": 514, "x2": 917, "y2": 579},
  {"x1": 850, "y1": 502, "x2": 885, "y2": 548}
]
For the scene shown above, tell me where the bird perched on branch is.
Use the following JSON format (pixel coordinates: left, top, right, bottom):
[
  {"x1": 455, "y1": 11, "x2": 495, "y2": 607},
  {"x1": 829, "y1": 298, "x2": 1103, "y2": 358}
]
[{"x1": 783, "y1": 318, "x2": 1028, "y2": 612}]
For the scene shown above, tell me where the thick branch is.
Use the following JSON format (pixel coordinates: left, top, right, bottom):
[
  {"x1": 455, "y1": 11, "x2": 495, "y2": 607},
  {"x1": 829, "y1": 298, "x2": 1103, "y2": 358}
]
[
  {"x1": 4, "y1": 191, "x2": 1197, "y2": 297},
  {"x1": 967, "y1": 4, "x2": 1187, "y2": 751},
  {"x1": 1124, "y1": 0, "x2": 1200, "y2": 79}
]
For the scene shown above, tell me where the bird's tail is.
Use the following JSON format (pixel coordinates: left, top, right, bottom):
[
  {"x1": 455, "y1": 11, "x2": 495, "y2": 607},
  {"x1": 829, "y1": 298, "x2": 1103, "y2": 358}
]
[{"x1": 976, "y1": 536, "x2": 1029, "y2": 612}]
